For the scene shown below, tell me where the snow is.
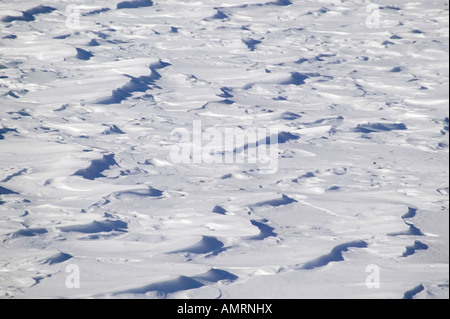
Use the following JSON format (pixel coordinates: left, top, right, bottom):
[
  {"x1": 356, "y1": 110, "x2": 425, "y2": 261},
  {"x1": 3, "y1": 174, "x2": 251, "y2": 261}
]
[{"x1": 0, "y1": 0, "x2": 448, "y2": 299}]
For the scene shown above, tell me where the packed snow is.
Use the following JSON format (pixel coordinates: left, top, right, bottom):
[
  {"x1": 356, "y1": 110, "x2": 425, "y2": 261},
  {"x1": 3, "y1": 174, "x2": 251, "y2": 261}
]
[{"x1": 0, "y1": 0, "x2": 448, "y2": 299}]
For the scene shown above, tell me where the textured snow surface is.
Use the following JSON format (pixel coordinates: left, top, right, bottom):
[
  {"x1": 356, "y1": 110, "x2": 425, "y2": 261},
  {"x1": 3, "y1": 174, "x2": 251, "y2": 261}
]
[{"x1": 0, "y1": 0, "x2": 448, "y2": 299}]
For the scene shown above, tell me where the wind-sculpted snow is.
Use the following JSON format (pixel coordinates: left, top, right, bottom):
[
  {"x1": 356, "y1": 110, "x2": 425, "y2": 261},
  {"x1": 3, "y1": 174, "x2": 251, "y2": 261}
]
[
  {"x1": 443, "y1": 118, "x2": 449, "y2": 134},
  {"x1": 116, "y1": 275, "x2": 204, "y2": 297},
  {"x1": 212, "y1": 205, "x2": 227, "y2": 215},
  {"x1": 1, "y1": 5, "x2": 56, "y2": 23},
  {"x1": 389, "y1": 207, "x2": 425, "y2": 237},
  {"x1": 103, "y1": 124, "x2": 125, "y2": 135},
  {"x1": 117, "y1": 0, "x2": 153, "y2": 10},
  {"x1": 0, "y1": 186, "x2": 17, "y2": 195},
  {"x1": 279, "y1": 111, "x2": 302, "y2": 121},
  {"x1": 43, "y1": 252, "x2": 73, "y2": 265},
  {"x1": 170, "y1": 236, "x2": 225, "y2": 256},
  {"x1": 402, "y1": 241, "x2": 429, "y2": 258},
  {"x1": 233, "y1": 131, "x2": 299, "y2": 153},
  {"x1": 96, "y1": 60, "x2": 170, "y2": 104},
  {"x1": 248, "y1": 220, "x2": 277, "y2": 240},
  {"x1": 75, "y1": 48, "x2": 94, "y2": 61},
  {"x1": 300, "y1": 241, "x2": 368, "y2": 270},
  {"x1": 354, "y1": 123, "x2": 408, "y2": 133},
  {"x1": 73, "y1": 154, "x2": 117, "y2": 180},
  {"x1": 8, "y1": 228, "x2": 48, "y2": 239},
  {"x1": 113, "y1": 268, "x2": 237, "y2": 297},
  {"x1": 402, "y1": 207, "x2": 418, "y2": 219},
  {"x1": 206, "y1": 9, "x2": 230, "y2": 21},
  {"x1": 83, "y1": 8, "x2": 111, "y2": 17},
  {"x1": 87, "y1": 39, "x2": 101, "y2": 46},
  {"x1": 113, "y1": 187, "x2": 165, "y2": 198},
  {"x1": 243, "y1": 38, "x2": 263, "y2": 51},
  {"x1": 270, "y1": 0, "x2": 292, "y2": 6},
  {"x1": 281, "y1": 72, "x2": 320, "y2": 86},
  {"x1": 59, "y1": 219, "x2": 128, "y2": 234},
  {"x1": 0, "y1": 0, "x2": 448, "y2": 299},
  {"x1": 251, "y1": 195, "x2": 297, "y2": 208},
  {"x1": 0, "y1": 128, "x2": 17, "y2": 140},
  {"x1": 403, "y1": 284, "x2": 425, "y2": 299}
]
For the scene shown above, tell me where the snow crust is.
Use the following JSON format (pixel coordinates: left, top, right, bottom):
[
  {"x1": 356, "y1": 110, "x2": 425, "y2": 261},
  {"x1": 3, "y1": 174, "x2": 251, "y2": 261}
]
[{"x1": 0, "y1": 0, "x2": 448, "y2": 299}]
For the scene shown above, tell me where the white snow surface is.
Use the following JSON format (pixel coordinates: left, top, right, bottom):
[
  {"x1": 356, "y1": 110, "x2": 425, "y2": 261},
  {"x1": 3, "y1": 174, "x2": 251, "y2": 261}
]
[{"x1": 0, "y1": 0, "x2": 448, "y2": 299}]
